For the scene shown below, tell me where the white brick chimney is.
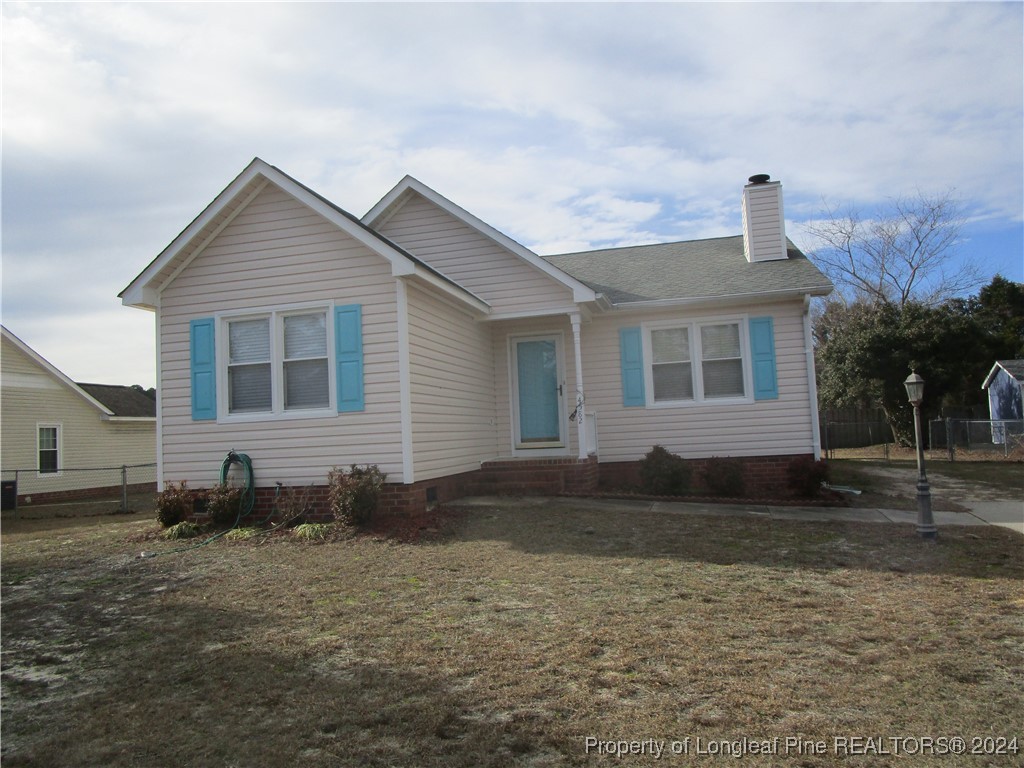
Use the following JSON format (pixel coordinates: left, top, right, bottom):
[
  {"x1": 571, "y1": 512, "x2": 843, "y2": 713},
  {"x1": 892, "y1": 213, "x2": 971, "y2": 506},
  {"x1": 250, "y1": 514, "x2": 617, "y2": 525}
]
[{"x1": 741, "y1": 174, "x2": 788, "y2": 262}]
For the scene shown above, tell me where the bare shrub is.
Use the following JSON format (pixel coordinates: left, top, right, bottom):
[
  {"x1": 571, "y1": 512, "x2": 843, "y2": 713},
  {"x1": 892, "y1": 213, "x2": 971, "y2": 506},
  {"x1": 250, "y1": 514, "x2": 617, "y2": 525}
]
[
  {"x1": 155, "y1": 481, "x2": 193, "y2": 528},
  {"x1": 327, "y1": 465, "x2": 387, "y2": 526}
]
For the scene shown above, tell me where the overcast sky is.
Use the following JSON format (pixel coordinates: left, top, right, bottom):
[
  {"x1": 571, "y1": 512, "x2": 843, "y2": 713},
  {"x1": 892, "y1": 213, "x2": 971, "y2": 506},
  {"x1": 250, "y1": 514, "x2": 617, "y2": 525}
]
[{"x1": 3, "y1": 1, "x2": 1022, "y2": 389}]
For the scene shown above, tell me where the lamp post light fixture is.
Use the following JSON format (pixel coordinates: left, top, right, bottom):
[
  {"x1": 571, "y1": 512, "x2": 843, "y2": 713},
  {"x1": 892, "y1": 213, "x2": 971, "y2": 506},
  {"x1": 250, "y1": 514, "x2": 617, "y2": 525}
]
[{"x1": 904, "y1": 371, "x2": 937, "y2": 538}]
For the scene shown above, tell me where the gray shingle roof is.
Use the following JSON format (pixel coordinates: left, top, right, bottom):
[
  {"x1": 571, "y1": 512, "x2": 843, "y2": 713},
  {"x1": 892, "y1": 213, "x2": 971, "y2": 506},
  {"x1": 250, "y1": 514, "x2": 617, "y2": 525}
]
[
  {"x1": 543, "y1": 235, "x2": 833, "y2": 304},
  {"x1": 77, "y1": 384, "x2": 156, "y2": 418}
]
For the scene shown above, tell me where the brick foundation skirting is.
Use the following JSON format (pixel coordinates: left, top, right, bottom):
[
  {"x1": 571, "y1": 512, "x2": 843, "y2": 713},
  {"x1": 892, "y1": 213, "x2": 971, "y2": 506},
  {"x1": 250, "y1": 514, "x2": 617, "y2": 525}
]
[
  {"x1": 222, "y1": 457, "x2": 600, "y2": 523},
  {"x1": 598, "y1": 454, "x2": 813, "y2": 497},
  {"x1": 190, "y1": 453, "x2": 809, "y2": 523},
  {"x1": 17, "y1": 481, "x2": 157, "y2": 507}
]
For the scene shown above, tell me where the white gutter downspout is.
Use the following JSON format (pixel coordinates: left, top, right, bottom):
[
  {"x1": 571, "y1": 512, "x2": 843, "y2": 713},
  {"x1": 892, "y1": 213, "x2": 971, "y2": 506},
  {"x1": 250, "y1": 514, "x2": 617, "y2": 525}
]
[
  {"x1": 803, "y1": 294, "x2": 823, "y2": 460},
  {"x1": 155, "y1": 307, "x2": 164, "y2": 491},
  {"x1": 570, "y1": 312, "x2": 587, "y2": 459},
  {"x1": 396, "y1": 280, "x2": 415, "y2": 484}
]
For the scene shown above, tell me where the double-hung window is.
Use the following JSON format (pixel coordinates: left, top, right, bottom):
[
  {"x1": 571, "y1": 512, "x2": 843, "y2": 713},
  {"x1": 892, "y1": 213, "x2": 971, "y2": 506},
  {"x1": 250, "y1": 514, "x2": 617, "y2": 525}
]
[
  {"x1": 646, "y1": 319, "x2": 750, "y2": 405},
  {"x1": 700, "y1": 323, "x2": 744, "y2": 398},
  {"x1": 651, "y1": 327, "x2": 694, "y2": 401},
  {"x1": 224, "y1": 308, "x2": 331, "y2": 417},
  {"x1": 38, "y1": 424, "x2": 60, "y2": 474}
]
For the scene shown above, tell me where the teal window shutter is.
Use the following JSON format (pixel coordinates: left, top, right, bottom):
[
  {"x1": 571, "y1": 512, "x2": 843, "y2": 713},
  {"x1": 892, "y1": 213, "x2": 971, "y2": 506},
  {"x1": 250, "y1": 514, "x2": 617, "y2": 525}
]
[
  {"x1": 619, "y1": 327, "x2": 646, "y2": 407},
  {"x1": 334, "y1": 304, "x2": 364, "y2": 412},
  {"x1": 749, "y1": 316, "x2": 778, "y2": 400},
  {"x1": 190, "y1": 318, "x2": 217, "y2": 420}
]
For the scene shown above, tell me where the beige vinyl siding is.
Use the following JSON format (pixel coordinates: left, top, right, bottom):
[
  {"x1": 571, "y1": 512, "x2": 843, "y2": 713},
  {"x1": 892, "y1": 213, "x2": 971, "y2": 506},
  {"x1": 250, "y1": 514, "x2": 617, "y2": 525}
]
[
  {"x1": 158, "y1": 183, "x2": 404, "y2": 489},
  {"x1": 377, "y1": 193, "x2": 575, "y2": 314},
  {"x1": 582, "y1": 301, "x2": 816, "y2": 460},
  {"x1": 492, "y1": 315, "x2": 581, "y2": 458},
  {"x1": 406, "y1": 283, "x2": 499, "y2": 480},
  {"x1": 741, "y1": 183, "x2": 786, "y2": 262},
  {"x1": 0, "y1": 337, "x2": 156, "y2": 496}
]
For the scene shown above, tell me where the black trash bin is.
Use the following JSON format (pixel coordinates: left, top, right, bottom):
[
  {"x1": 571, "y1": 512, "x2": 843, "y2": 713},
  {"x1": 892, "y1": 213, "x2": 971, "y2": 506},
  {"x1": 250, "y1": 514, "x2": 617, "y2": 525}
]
[{"x1": 1, "y1": 479, "x2": 17, "y2": 512}]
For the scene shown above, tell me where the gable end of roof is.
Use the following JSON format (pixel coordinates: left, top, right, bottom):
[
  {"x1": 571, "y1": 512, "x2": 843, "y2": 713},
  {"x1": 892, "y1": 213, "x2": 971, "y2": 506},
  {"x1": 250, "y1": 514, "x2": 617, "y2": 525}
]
[{"x1": 363, "y1": 176, "x2": 598, "y2": 304}]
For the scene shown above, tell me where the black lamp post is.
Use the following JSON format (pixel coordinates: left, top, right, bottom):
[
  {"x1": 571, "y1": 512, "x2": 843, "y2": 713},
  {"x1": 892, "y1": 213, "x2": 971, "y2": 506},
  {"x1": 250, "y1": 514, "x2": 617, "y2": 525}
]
[{"x1": 903, "y1": 372, "x2": 936, "y2": 539}]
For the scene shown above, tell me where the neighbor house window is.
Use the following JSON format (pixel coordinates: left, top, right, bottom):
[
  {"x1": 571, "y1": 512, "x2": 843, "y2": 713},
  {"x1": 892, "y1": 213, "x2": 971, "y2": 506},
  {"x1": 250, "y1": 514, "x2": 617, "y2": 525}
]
[
  {"x1": 38, "y1": 424, "x2": 60, "y2": 474},
  {"x1": 646, "y1": 320, "x2": 749, "y2": 404},
  {"x1": 224, "y1": 308, "x2": 331, "y2": 416}
]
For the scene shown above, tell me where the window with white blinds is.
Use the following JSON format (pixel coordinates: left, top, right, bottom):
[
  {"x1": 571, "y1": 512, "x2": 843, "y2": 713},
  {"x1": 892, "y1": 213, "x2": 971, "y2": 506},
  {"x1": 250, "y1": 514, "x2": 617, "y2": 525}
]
[
  {"x1": 651, "y1": 327, "x2": 693, "y2": 402},
  {"x1": 644, "y1": 319, "x2": 749, "y2": 405},
  {"x1": 283, "y1": 313, "x2": 328, "y2": 410},
  {"x1": 700, "y1": 323, "x2": 744, "y2": 398},
  {"x1": 228, "y1": 318, "x2": 272, "y2": 413},
  {"x1": 225, "y1": 309, "x2": 331, "y2": 415}
]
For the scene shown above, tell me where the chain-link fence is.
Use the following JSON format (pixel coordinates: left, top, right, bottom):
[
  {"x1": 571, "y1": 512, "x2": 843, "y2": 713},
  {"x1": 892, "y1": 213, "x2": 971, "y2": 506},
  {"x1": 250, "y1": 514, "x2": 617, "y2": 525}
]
[
  {"x1": 821, "y1": 416, "x2": 1024, "y2": 461},
  {"x1": 1, "y1": 463, "x2": 157, "y2": 516},
  {"x1": 929, "y1": 419, "x2": 1024, "y2": 459}
]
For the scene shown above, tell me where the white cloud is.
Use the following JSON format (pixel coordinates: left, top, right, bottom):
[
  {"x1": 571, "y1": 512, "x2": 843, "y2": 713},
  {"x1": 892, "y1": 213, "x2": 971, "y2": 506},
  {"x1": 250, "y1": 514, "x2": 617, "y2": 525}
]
[{"x1": 1, "y1": 0, "x2": 1020, "y2": 386}]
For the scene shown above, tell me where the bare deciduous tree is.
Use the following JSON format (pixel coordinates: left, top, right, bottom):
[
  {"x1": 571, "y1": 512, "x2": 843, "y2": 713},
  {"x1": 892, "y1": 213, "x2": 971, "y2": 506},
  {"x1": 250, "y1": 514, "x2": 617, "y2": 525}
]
[{"x1": 803, "y1": 190, "x2": 980, "y2": 307}]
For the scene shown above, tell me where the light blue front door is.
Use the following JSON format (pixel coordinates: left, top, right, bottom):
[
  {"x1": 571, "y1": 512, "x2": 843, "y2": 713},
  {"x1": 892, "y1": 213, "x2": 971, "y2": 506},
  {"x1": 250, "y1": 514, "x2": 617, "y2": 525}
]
[{"x1": 515, "y1": 338, "x2": 562, "y2": 445}]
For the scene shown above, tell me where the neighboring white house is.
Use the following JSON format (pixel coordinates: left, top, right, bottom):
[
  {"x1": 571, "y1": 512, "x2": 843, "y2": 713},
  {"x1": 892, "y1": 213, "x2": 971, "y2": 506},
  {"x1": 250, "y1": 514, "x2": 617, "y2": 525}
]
[
  {"x1": 981, "y1": 360, "x2": 1024, "y2": 444},
  {"x1": 0, "y1": 326, "x2": 157, "y2": 503},
  {"x1": 120, "y1": 159, "x2": 832, "y2": 515}
]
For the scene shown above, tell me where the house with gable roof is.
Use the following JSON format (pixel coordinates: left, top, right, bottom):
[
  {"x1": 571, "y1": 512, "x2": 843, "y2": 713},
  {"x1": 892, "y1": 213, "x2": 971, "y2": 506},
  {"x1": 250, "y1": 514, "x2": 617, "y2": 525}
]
[
  {"x1": 0, "y1": 326, "x2": 156, "y2": 504},
  {"x1": 120, "y1": 159, "x2": 832, "y2": 516},
  {"x1": 981, "y1": 360, "x2": 1024, "y2": 445}
]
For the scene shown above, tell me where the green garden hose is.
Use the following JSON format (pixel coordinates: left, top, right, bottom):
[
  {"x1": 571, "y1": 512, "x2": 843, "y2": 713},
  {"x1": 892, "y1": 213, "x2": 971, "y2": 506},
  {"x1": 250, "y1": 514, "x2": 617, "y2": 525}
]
[
  {"x1": 141, "y1": 450, "x2": 256, "y2": 558},
  {"x1": 219, "y1": 450, "x2": 256, "y2": 520}
]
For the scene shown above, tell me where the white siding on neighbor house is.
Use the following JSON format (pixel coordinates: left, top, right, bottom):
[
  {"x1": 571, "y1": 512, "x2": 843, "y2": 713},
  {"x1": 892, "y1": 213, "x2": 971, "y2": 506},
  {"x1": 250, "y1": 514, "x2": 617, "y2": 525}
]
[
  {"x1": 0, "y1": 337, "x2": 156, "y2": 496},
  {"x1": 491, "y1": 315, "x2": 581, "y2": 459},
  {"x1": 158, "y1": 183, "x2": 405, "y2": 489},
  {"x1": 582, "y1": 301, "x2": 816, "y2": 461},
  {"x1": 406, "y1": 283, "x2": 499, "y2": 480},
  {"x1": 377, "y1": 193, "x2": 575, "y2": 314}
]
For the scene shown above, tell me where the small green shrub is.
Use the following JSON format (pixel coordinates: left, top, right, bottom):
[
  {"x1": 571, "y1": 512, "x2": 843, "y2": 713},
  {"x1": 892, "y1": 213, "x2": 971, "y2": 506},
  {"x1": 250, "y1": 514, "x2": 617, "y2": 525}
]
[
  {"x1": 292, "y1": 522, "x2": 351, "y2": 542},
  {"x1": 787, "y1": 456, "x2": 831, "y2": 498},
  {"x1": 701, "y1": 457, "x2": 746, "y2": 497},
  {"x1": 223, "y1": 527, "x2": 260, "y2": 541},
  {"x1": 155, "y1": 481, "x2": 193, "y2": 528},
  {"x1": 328, "y1": 464, "x2": 387, "y2": 526},
  {"x1": 205, "y1": 484, "x2": 245, "y2": 527},
  {"x1": 639, "y1": 445, "x2": 691, "y2": 496},
  {"x1": 163, "y1": 521, "x2": 201, "y2": 540}
]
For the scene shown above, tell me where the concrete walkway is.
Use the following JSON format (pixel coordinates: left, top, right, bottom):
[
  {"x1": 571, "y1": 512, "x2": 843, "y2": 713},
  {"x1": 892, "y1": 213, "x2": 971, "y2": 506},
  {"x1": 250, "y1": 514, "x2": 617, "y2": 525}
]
[{"x1": 456, "y1": 496, "x2": 1024, "y2": 534}]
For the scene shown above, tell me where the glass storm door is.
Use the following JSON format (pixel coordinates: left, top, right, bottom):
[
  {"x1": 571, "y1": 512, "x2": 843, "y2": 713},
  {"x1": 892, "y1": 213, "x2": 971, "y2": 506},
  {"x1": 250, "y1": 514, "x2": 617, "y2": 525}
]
[{"x1": 513, "y1": 337, "x2": 563, "y2": 448}]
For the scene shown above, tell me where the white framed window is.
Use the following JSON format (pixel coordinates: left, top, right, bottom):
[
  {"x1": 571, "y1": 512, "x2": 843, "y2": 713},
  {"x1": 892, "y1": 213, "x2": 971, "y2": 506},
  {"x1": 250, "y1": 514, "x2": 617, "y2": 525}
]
[
  {"x1": 37, "y1": 423, "x2": 61, "y2": 475},
  {"x1": 219, "y1": 305, "x2": 334, "y2": 420},
  {"x1": 643, "y1": 318, "x2": 752, "y2": 406}
]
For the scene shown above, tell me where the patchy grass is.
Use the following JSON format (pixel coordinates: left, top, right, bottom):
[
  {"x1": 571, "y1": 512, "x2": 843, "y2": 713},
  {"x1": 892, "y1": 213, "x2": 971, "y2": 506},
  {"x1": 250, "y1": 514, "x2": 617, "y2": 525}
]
[
  {"x1": 928, "y1": 461, "x2": 1024, "y2": 495},
  {"x1": 2, "y1": 499, "x2": 1022, "y2": 767}
]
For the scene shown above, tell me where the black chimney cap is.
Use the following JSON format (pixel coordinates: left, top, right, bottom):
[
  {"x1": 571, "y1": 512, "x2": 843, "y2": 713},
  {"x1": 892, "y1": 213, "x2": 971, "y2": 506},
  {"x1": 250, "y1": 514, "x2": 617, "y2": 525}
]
[{"x1": 748, "y1": 174, "x2": 771, "y2": 184}]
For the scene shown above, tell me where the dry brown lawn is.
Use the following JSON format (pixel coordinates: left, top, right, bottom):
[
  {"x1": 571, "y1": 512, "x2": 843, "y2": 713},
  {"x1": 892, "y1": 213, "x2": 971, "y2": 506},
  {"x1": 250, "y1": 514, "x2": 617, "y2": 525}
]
[{"x1": 2, "y1": 498, "x2": 1022, "y2": 767}]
